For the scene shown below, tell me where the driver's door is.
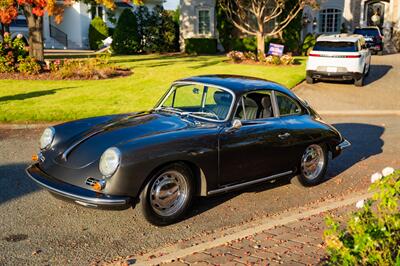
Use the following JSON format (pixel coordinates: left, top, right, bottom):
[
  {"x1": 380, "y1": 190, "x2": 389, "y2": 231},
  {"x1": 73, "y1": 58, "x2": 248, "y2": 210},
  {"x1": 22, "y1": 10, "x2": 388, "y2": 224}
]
[{"x1": 218, "y1": 92, "x2": 293, "y2": 186}]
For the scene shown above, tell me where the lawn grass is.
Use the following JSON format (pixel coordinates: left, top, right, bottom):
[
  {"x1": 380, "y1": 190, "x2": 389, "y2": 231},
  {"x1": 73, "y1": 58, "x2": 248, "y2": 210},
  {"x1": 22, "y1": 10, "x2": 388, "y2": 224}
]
[{"x1": 0, "y1": 54, "x2": 306, "y2": 122}]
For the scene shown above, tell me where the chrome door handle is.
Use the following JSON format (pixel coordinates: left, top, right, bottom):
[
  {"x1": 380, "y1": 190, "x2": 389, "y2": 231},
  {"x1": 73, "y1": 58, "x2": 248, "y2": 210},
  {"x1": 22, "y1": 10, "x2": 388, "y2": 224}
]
[{"x1": 278, "y1": 132, "x2": 291, "y2": 139}]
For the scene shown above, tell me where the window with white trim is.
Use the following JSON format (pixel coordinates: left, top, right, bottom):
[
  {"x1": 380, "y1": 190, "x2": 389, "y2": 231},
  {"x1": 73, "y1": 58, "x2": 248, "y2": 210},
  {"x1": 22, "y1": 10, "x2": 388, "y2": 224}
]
[
  {"x1": 319, "y1": 8, "x2": 342, "y2": 33},
  {"x1": 198, "y1": 10, "x2": 211, "y2": 34}
]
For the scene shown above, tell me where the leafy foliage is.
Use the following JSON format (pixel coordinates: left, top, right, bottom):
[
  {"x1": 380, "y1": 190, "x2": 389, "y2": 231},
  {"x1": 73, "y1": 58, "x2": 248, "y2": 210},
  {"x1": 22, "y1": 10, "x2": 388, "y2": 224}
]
[
  {"x1": 0, "y1": 33, "x2": 40, "y2": 73},
  {"x1": 301, "y1": 33, "x2": 316, "y2": 55},
  {"x1": 324, "y1": 169, "x2": 400, "y2": 265},
  {"x1": 216, "y1": 0, "x2": 235, "y2": 51},
  {"x1": 112, "y1": 8, "x2": 141, "y2": 55},
  {"x1": 184, "y1": 38, "x2": 217, "y2": 54},
  {"x1": 89, "y1": 16, "x2": 109, "y2": 50},
  {"x1": 17, "y1": 56, "x2": 41, "y2": 74}
]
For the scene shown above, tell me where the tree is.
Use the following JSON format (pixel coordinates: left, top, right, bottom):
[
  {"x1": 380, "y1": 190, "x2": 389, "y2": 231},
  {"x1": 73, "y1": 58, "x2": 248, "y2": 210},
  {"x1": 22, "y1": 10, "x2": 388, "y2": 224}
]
[
  {"x1": 0, "y1": 0, "x2": 141, "y2": 62},
  {"x1": 89, "y1": 16, "x2": 109, "y2": 50},
  {"x1": 219, "y1": 0, "x2": 316, "y2": 55},
  {"x1": 112, "y1": 8, "x2": 140, "y2": 54}
]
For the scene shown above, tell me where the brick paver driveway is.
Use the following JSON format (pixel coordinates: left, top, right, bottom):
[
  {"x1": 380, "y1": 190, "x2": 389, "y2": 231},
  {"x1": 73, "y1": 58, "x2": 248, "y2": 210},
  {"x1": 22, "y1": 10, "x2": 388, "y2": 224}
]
[{"x1": 294, "y1": 54, "x2": 400, "y2": 112}]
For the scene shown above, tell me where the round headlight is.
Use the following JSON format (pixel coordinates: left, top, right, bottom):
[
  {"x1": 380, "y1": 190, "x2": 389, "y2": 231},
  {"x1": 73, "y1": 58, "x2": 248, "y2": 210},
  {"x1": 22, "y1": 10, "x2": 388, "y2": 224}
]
[
  {"x1": 40, "y1": 127, "x2": 55, "y2": 149},
  {"x1": 99, "y1": 147, "x2": 121, "y2": 177}
]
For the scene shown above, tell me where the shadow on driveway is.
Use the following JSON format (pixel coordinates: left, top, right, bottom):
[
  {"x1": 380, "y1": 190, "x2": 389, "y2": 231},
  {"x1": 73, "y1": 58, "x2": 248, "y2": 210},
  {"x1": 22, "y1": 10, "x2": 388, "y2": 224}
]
[
  {"x1": 364, "y1": 64, "x2": 392, "y2": 85},
  {"x1": 0, "y1": 163, "x2": 38, "y2": 205}
]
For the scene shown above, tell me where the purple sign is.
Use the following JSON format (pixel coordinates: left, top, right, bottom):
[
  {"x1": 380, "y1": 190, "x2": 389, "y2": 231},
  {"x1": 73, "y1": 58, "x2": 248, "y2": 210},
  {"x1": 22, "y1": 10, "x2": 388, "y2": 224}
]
[{"x1": 268, "y1": 43, "x2": 284, "y2": 56}]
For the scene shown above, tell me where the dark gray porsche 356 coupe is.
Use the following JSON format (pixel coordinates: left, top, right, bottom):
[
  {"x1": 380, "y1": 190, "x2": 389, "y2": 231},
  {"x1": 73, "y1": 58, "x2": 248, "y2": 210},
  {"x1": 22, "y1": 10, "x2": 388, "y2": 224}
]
[{"x1": 27, "y1": 75, "x2": 350, "y2": 225}]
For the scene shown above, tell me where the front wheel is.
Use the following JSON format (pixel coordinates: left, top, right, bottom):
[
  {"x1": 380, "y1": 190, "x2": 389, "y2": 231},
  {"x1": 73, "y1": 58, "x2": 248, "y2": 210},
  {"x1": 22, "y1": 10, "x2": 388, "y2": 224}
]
[
  {"x1": 140, "y1": 163, "x2": 194, "y2": 226},
  {"x1": 297, "y1": 143, "x2": 328, "y2": 186}
]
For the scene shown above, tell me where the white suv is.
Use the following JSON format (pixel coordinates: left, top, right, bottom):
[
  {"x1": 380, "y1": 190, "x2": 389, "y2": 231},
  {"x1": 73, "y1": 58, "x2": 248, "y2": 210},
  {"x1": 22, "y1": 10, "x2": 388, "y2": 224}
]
[{"x1": 306, "y1": 34, "x2": 371, "y2": 86}]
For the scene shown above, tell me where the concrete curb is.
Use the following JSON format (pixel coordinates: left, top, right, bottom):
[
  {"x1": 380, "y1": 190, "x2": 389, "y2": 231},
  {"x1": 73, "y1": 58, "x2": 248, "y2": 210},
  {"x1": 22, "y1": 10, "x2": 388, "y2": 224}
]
[{"x1": 127, "y1": 191, "x2": 373, "y2": 266}]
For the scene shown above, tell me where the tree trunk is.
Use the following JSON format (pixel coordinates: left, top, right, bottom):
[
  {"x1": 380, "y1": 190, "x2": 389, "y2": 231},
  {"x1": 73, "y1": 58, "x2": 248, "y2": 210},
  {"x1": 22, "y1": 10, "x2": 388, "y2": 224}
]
[
  {"x1": 256, "y1": 32, "x2": 265, "y2": 55},
  {"x1": 23, "y1": 5, "x2": 44, "y2": 62}
]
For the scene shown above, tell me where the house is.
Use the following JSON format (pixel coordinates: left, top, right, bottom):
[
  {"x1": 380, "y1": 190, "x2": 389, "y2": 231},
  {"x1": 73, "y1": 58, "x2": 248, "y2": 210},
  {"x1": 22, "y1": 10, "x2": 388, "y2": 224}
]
[
  {"x1": 180, "y1": 0, "x2": 400, "y2": 52},
  {"x1": 9, "y1": 0, "x2": 162, "y2": 50}
]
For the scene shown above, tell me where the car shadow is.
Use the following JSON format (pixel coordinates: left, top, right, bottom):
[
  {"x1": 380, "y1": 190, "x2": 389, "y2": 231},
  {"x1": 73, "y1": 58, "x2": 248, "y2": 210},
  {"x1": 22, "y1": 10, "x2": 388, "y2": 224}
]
[
  {"x1": 364, "y1": 64, "x2": 392, "y2": 85},
  {"x1": 326, "y1": 123, "x2": 384, "y2": 178},
  {"x1": 187, "y1": 122, "x2": 384, "y2": 220},
  {"x1": 0, "y1": 163, "x2": 38, "y2": 205}
]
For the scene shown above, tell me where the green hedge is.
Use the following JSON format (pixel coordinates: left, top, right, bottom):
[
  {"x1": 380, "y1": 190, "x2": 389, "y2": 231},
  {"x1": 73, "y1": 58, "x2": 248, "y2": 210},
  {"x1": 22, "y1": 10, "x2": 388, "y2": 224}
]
[
  {"x1": 89, "y1": 17, "x2": 109, "y2": 50},
  {"x1": 184, "y1": 38, "x2": 217, "y2": 54}
]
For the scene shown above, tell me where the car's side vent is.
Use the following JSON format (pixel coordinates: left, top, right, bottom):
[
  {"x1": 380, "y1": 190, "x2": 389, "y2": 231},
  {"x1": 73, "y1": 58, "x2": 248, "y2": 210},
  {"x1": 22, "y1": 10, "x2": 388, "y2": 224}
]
[{"x1": 86, "y1": 177, "x2": 100, "y2": 187}]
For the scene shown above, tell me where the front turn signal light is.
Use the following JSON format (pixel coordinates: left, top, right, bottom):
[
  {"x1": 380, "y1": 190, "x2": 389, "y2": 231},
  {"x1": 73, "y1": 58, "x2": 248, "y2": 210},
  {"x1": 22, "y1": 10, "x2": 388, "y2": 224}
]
[
  {"x1": 32, "y1": 154, "x2": 39, "y2": 161},
  {"x1": 92, "y1": 180, "x2": 106, "y2": 191}
]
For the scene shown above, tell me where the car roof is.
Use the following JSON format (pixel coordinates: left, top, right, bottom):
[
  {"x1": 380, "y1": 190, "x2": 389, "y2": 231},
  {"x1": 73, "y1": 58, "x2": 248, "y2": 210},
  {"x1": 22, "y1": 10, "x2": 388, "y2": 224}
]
[
  {"x1": 316, "y1": 34, "x2": 362, "y2": 42},
  {"x1": 175, "y1": 75, "x2": 296, "y2": 96}
]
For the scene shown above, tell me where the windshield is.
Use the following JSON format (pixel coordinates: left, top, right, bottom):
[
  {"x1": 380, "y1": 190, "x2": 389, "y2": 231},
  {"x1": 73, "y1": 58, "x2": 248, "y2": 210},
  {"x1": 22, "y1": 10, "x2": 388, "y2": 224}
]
[
  {"x1": 313, "y1": 41, "x2": 358, "y2": 52},
  {"x1": 157, "y1": 83, "x2": 234, "y2": 121},
  {"x1": 354, "y1": 28, "x2": 380, "y2": 37}
]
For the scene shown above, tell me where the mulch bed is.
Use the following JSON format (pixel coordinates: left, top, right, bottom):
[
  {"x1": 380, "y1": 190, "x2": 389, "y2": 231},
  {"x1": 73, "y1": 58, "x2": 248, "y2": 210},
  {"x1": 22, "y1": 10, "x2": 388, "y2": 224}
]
[{"x1": 0, "y1": 68, "x2": 132, "y2": 80}]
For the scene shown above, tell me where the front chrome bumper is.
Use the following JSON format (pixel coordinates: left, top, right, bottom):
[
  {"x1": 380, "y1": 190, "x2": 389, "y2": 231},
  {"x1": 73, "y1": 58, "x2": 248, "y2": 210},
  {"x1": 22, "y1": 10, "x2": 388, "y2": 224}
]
[
  {"x1": 336, "y1": 139, "x2": 351, "y2": 151},
  {"x1": 26, "y1": 164, "x2": 131, "y2": 210}
]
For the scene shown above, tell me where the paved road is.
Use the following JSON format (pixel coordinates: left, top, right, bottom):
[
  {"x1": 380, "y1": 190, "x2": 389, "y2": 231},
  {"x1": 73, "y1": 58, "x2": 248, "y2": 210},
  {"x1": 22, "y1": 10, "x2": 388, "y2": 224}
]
[
  {"x1": 0, "y1": 115, "x2": 399, "y2": 265},
  {"x1": 295, "y1": 54, "x2": 400, "y2": 111}
]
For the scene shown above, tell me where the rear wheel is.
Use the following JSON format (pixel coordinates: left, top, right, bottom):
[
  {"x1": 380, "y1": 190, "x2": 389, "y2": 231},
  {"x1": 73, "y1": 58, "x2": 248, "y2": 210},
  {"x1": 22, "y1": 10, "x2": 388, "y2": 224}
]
[
  {"x1": 297, "y1": 143, "x2": 328, "y2": 186},
  {"x1": 306, "y1": 75, "x2": 314, "y2": 84},
  {"x1": 354, "y1": 72, "x2": 364, "y2": 87},
  {"x1": 140, "y1": 163, "x2": 194, "y2": 226}
]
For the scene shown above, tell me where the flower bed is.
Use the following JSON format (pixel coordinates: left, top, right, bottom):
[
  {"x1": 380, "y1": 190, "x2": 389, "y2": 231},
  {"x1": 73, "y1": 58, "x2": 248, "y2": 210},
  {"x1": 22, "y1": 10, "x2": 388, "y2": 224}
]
[
  {"x1": 324, "y1": 167, "x2": 399, "y2": 265},
  {"x1": 226, "y1": 50, "x2": 295, "y2": 66},
  {"x1": 0, "y1": 33, "x2": 131, "y2": 80}
]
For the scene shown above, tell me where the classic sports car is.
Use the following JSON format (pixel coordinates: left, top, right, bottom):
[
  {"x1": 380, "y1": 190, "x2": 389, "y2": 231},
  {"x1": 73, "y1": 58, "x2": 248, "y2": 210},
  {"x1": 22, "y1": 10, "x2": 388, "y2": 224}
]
[{"x1": 26, "y1": 75, "x2": 350, "y2": 225}]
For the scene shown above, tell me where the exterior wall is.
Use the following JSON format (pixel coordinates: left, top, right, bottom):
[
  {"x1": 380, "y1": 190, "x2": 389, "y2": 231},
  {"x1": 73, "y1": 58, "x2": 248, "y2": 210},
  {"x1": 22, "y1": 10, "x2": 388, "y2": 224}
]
[{"x1": 180, "y1": 0, "x2": 217, "y2": 51}]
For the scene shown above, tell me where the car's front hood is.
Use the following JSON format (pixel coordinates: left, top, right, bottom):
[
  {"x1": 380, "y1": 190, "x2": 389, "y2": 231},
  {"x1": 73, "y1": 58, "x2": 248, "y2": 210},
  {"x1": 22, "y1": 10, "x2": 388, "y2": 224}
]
[{"x1": 50, "y1": 112, "x2": 194, "y2": 169}]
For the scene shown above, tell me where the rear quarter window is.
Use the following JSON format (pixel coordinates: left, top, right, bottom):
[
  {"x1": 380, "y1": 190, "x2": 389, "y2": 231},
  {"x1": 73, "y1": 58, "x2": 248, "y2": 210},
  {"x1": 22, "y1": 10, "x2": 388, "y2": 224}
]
[{"x1": 313, "y1": 41, "x2": 358, "y2": 52}]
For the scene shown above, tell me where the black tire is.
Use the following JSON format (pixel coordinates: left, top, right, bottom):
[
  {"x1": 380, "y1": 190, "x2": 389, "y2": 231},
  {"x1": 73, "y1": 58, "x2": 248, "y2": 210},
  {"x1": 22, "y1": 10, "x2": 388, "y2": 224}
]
[
  {"x1": 297, "y1": 143, "x2": 329, "y2": 186},
  {"x1": 354, "y1": 75, "x2": 364, "y2": 87},
  {"x1": 306, "y1": 75, "x2": 314, "y2": 84},
  {"x1": 140, "y1": 163, "x2": 194, "y2": 226},
  {"x1": 377, "y1": 51, "x2": 383, "y2": 56}
]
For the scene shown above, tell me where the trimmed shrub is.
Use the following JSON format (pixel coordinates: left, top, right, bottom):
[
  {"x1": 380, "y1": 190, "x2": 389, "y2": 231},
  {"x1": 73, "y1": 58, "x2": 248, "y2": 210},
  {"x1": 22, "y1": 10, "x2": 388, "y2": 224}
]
[
  {"x1": 301, "y1": 33, "x2": 316, "y2": 55},
  {"x1": 17, "y1": 56, "x2": 41, "y2": 74},
  {"x1": 89, "y1": 16, "x2": 109, "y2": 50},
  {"x1": 184, "y1": 38, "x2": 217, "y2": 54},
  {"x1": 112, "y1": 9, "x2": 141, "y2": 54},
  {"x1": 231, "y1": 37, "x2": 257, "y2": 52}
]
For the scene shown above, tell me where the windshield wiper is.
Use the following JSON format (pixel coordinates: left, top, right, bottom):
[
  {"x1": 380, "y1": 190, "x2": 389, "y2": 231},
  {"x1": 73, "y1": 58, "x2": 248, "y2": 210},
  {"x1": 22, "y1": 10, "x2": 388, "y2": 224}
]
[
  {"x1": 155, "y1": 106, "x2": 184, "y2": 114},
  {"x1": 183, "y1": 111, "x2": 220, "y2": 120}
]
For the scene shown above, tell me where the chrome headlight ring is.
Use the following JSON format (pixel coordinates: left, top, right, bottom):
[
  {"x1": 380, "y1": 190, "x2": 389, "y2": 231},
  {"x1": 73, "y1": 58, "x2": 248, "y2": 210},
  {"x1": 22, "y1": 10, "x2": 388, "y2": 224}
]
[
  {"x1": 99, "y1": 147, "x2": 121, "y2": 177},
  {"x1": 40, "y1": 127, "x2": 55, "y2": 150}
]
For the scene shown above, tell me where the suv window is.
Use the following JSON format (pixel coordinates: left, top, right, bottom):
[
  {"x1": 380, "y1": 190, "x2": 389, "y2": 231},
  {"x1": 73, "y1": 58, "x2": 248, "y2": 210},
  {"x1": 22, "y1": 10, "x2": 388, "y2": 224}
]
[
  {"x1": 354, "y1": 28, "x2": 380, "y2": 37},
  {"x1": 276, "y1": 92, "x2": 303, "y2": 116},
  {"x1": 313, "y1": 41, "x2": 358, "y2": 52}
]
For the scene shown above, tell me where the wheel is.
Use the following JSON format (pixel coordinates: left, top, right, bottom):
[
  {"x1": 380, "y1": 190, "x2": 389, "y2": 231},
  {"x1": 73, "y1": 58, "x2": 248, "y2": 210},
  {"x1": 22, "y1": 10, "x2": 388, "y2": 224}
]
[
  {"x1": 297, "y1": 143, "x2": 328, "y2": 186},
  {"x1": 365, "y1": 64, "x2": 370, "y2": 77},
  {"x1": 140, "y1": 163, "x2": 194, "y2": 226},
  {"x1": 377, "y1": 51, "x2": 383, "y2": 56},
  {"x1": 354, "y1": 75, "x2": 364, "y2": 87},
  {"x1": 306, "y1": 75, "x2": 314, "y2": 84}
]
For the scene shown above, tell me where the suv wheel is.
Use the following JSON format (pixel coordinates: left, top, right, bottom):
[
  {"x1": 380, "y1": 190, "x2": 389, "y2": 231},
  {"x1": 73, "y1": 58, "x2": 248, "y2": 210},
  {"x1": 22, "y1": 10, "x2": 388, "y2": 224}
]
[
  {"x1": 306, "y1": 75, "x2": 314, "y2": 84},
  {"x1": 354, "y1": 76, "x2": 364, "y2": 87}
]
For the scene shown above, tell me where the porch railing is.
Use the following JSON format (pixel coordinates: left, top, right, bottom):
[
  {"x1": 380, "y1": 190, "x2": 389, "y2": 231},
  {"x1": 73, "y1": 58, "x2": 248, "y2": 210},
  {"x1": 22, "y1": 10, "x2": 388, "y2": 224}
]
[{"x1": 49, "y1": 24, "x2": 68, "y2": 48}]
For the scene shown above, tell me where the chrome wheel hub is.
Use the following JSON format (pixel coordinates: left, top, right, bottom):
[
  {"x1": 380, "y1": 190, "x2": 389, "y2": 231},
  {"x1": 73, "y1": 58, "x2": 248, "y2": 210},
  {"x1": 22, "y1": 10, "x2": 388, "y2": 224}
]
[
  {"x1": 301, "y1": 144, "x2": 325, "y2": 180},
  {"x1": 150, "y1": 171, "x2": 188, "y2": 216}
]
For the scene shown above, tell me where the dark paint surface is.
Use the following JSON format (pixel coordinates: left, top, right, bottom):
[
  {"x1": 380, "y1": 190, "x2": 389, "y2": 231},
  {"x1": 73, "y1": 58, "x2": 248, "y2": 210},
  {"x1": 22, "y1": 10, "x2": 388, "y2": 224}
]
[{"x1": 28, "y1": 75, "x2": 343, "y2": 205}]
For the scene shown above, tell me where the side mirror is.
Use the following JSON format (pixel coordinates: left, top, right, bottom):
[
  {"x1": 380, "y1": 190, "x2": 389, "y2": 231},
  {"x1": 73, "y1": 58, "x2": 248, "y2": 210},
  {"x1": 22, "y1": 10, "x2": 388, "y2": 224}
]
[{"x1": 227, "y1": 119, "x2": 242, "y2": 133}]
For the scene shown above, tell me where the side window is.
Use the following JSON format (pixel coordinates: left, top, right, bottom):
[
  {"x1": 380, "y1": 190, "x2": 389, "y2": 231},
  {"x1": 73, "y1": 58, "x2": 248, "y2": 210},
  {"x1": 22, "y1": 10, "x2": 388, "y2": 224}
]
[
  {"x1": 234, "y1": 91, "x2": 274, "y2": 120},
  {"x1": 276, "y1": 92, "x2": 303, "y2": 116}
]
